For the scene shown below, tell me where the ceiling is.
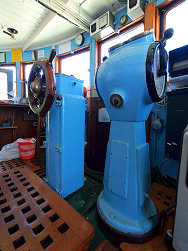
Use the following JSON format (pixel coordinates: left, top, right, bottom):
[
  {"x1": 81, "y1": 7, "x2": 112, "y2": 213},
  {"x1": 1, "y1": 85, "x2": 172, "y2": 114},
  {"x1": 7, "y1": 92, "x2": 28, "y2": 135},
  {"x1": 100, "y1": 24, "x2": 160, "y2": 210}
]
[{"x1": 0, "y1": 0, "x2": 126, "y2": 51}]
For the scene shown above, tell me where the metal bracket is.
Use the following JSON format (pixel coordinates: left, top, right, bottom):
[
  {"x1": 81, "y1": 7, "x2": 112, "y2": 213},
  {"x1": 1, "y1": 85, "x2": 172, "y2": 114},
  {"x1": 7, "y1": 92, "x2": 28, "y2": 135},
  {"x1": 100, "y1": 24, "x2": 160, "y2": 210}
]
[
  {"x1": 43, "y1": 141, "x2": 47, "y2": 147},
  {"x1": 43, "y1": 177, "x2": 48, "y2": 183}
]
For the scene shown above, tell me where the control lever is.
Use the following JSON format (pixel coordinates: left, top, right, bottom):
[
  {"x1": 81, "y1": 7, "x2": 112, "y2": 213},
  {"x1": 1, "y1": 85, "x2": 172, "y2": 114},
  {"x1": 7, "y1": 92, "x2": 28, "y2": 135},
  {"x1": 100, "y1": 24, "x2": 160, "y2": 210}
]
[
  {"x1": 159, "y1": 28, "x2": 174, "y2": 46},
  {"x1": 53, "y1": 93, "x2": 62, "y2": 101},
  {"x1": 48, "y1": 49, "x2": 56, "y2": 66},
  {"x1": 34, "y1": 50, "x2": 39, "y2": 61},
  {"x1": 158, "y1": 28, "x2": 174, "y2": 77}
]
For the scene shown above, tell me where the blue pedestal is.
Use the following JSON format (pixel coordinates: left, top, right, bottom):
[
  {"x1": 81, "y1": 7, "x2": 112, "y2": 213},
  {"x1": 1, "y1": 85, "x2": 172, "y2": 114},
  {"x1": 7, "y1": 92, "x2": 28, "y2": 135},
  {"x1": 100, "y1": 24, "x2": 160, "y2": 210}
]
[
  {"x1": 97, "y1": 121, "x2": 158, "y2": 239},
  {"x1": 96, "y1": 31, "x2": 159, "y2": 241},
  {"x1": 46, "y1": 74, "x2": 85, "y2": 198}
]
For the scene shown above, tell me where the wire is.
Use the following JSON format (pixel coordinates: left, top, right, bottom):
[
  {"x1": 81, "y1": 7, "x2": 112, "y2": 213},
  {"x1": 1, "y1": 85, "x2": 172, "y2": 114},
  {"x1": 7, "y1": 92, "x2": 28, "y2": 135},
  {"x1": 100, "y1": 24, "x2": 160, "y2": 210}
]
[
  {"x1": 152, "y1": 97, "x2": 167, "y2": 112},
  {"x1": 152, "y1": 106, "x2": 166, "y2": 112},
  {"x1": 151, "y1": 110, "x2": 165, "y2": 121},
  {"x1": 35, "y1": 0, "x2": 80, "y2": 28},
  {"x1": 79, "y1": 0, "x2": 87, "y2": 6},
  {"x1": 159, "y1": 158, "x2": 171, "y2": 179}
]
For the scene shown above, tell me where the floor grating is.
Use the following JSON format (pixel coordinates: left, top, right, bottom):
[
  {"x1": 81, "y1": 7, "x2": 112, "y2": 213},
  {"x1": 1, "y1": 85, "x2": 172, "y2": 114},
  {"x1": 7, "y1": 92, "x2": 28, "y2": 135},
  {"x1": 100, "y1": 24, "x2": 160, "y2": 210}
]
[{"x1": 0, "y1": 160, "x2": 94, "y2": 251}]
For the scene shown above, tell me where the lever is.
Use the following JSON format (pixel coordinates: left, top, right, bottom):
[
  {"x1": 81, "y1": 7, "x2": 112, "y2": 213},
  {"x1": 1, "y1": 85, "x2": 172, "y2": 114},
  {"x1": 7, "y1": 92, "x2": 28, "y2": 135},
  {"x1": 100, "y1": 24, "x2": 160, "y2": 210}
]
[
  {"x1": 48, "y1": 49, "x2": 56, "y2": 65},
  {"x1": 159, "y1": 28, "x2": 174, "y2": 46},
  {"x1": 158, "y1": 28, "x2": 174, "y2": 77},
  {"x1": 34, "y1": 50, "x2": 39, "y2": 61},
  {"x1": 53, "y1": 94, "x2": 62, "y2": 101}
]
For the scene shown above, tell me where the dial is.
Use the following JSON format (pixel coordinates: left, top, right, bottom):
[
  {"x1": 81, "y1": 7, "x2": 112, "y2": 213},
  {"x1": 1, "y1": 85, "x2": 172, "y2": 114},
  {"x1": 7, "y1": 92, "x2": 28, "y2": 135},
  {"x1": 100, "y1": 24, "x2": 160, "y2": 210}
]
[
  {"x1": 153, "y1": 48, "x2": 166, "y2": 98},
  {"x1": 146, "y1": 43, "x2": 167, "y2": 102},
  {"x1": 75, "y1": 34, "x2": 84, "y2": 46},
  {"x1": 119, "y1": 15, "x2": 128, "y2": 26}
]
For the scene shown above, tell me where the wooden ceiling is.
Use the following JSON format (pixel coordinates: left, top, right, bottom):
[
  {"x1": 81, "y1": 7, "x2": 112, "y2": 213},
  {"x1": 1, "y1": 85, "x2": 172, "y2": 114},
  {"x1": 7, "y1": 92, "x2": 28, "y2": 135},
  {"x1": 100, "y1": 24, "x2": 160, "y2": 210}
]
[{"x1": 0, "y1": 0, "x2": 126, "y2": 51}]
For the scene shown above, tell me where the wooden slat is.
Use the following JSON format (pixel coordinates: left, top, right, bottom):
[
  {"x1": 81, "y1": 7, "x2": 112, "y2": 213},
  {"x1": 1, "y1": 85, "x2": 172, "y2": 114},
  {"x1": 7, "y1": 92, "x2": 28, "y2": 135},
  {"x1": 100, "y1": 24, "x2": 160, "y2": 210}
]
[{"x1": 144, "y1": 2, "x2": 156, "y2": 32}]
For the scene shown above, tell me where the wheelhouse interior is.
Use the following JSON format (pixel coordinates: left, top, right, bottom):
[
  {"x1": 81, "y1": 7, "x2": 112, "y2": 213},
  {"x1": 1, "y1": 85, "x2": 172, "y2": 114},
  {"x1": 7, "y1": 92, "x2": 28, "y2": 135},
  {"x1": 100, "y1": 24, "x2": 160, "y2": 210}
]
[{"x1": 0, "y1": 0, "x2": 188, "y2": 250}]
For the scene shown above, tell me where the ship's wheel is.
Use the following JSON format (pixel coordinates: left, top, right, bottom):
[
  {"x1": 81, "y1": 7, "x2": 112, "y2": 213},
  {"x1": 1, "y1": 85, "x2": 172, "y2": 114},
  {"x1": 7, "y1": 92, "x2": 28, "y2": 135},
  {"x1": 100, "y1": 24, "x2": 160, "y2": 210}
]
[{"x1": 28, "y1": 49, "x2": 58, "y2": 116}]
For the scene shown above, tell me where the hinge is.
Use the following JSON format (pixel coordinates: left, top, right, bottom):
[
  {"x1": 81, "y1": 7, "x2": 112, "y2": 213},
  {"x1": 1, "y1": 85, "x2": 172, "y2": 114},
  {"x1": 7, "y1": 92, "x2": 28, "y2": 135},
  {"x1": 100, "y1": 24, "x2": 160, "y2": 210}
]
[
  {"x1": 55, "y1": 100, "x2": 62, "y2": 107},
  {"x1": 55, "y1": 146, "x2": 63, "y2": 152},
  {"x1": 43, "y1": 141, "x2": 47, "y2": 147}
]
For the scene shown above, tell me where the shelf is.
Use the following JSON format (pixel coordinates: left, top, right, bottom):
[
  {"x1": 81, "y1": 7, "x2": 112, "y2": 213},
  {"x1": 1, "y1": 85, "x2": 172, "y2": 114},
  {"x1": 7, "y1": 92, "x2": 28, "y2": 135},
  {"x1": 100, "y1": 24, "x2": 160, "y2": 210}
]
[
  {"x1": 0, "y1": 126, "x2": 18, "y2": 129},
  {"x1": 0, "y1": 103, "x2": 29, "y2": 108}
]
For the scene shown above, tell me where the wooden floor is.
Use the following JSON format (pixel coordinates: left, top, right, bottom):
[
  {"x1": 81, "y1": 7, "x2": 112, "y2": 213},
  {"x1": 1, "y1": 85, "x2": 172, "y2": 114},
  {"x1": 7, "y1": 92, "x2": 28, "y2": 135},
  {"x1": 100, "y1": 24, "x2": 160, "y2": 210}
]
[
  {"x1": 119, "y1": 183, "x2": 176, "y2": 251},
  {"x1": 21, "y1": 153, "x2": 177, "y2": 251},
  {"x1": 0, "y1": 159, "x2": 94, "y2": 251}
]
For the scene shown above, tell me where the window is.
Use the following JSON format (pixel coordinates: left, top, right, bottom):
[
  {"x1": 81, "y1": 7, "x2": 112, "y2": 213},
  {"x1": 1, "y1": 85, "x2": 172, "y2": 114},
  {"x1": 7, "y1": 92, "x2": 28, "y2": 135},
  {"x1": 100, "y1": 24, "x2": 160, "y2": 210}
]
[
  {"x1": 59, "y1": 48, "x2": 90, "y2": 87},
  {"x1": 0, "y1": 72, "x2": 7, "y2": 100},
  {"x1": 24, "y1": 64, "x2": 33, "y2": 98},
  {"x1": 22, "y1": 63, "x2": 33, "y2": 98},
  {"x1": 165, "y1": 0, "x2": 188, "y2": 51},
  {"x1": 0, "y1": 65, "x2": 16, "y2": 100},
  {"x1": 100, "y1": 24, "x2": 144, "y2": 62}
]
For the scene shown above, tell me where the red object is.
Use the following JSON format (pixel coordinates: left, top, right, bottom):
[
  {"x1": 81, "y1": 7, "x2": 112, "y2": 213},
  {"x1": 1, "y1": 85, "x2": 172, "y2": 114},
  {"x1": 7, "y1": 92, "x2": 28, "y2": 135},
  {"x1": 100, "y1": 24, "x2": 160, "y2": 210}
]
[
  {"x1": 84, "y1": 87, "x2": 87, "y2": 99},
  {"x1": 17, "y1": 138, "x2": 37, "y2": 160}
]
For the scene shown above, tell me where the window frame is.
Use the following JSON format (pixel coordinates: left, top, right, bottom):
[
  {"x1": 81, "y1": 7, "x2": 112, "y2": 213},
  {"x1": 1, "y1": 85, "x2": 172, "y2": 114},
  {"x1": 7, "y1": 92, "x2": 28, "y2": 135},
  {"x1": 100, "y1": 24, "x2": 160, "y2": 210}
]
[
  {"x1": 97, "y1": 18, "x2": 144, "y2": 65},
  {"x1": 157, "y1": 0, "x2": 186, "y2": 39},
  {"x1": 21, "y1": 61, "x2": 34, "y2": 98},
  {"x1": 56, "y1": 45, "x2": 90, "y2": 75},
  {"x1": 0, "y1": 62, "x2": 16, "y2": 99}
]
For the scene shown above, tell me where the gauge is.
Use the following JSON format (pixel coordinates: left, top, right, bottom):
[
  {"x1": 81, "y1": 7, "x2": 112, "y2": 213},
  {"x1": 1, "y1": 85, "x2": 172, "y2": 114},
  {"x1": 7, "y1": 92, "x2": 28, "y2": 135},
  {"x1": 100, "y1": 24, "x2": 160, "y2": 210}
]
[
  {"x1": 119, "y1": 15, "x2": 128, "y2": 26},
  {"x1": 146, "y1": 43, "x2": 167, "y2": 102},
  {"x1": 75, "y1": 34, "x2": 84, "y2": 46},
  {"x1": 153, "y1": 48, "x2": 166, "y2": 98}
]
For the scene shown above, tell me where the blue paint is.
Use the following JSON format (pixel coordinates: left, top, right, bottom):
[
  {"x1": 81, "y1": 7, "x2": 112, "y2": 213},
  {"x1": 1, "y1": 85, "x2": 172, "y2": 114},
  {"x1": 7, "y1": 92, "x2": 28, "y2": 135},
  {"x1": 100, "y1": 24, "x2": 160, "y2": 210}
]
[
  {"x1": 155, "y1": 0, "x2": 165, "y2": 6},
  {"x1": 55, "y1": 45, "x2": 59, "y2": 55},
  {"x1": 150, "y1": 102, "x2": 179, "y2": 179},
  {"x1": 22, "y1": 50, "x2": 33, "y2": 61},
  {"x1": 22, "y1": 46, "x2": 52, "y2": 61},
  {"x1": 46, "y1": 74, "x2": 85, "y2": 198},
  {"x1": 114, "y1": 7, "x2": 132, "y2": 30},
  {"x1": 96, "y1": 32, "x2": 158, "y2": 237},
  {"x1": 90, "y1": 38, "x2": 96, "y2": 87},
  {"x1": 5, "y1": 51, "x2": 12, "y2": 63}
]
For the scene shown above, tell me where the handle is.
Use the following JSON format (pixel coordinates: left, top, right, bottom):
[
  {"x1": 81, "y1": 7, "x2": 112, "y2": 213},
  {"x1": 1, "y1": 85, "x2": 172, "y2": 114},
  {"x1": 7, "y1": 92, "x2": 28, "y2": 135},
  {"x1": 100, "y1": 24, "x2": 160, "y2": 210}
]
[
  {"x1": 53, "y1": 93, "x2": 62, "y2": 101},
  {"x1": 34, "y1": 50, "x2": 39, "y2": 61},
  {"x1": 158, "y1": 28, "x2": 174, "y2": 77},
  {"x1": 159, "y1": 28, "x2": 174, "y2": 46},
  {"x1": 48, "y1": 49, "x2": 56, "y2": 64}
]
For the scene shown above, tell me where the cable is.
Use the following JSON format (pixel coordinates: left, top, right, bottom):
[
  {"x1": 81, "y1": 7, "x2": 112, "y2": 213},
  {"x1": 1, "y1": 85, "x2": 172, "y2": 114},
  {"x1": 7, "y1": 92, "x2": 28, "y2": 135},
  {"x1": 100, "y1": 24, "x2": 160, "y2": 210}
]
[
  {"x1": 151, "y1": 110, "x2": 165, "y2": 121},
  {"x1": 152, "y1": 97, "x2": 167, "y2": 112},
  {"x1": 35, "y1": 0, "x2": 80, "y2": 28},
  {"x1": 152, "y1": 106, "x2": 166, "y2": 112}
]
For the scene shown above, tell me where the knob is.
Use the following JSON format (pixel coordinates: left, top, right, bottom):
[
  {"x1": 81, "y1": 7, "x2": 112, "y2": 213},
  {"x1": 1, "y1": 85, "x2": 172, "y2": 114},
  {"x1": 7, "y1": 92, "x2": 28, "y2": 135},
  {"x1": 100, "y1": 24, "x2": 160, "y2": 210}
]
[{"x1": 110, "y1": 94, "x2": 123, "y2": 108}]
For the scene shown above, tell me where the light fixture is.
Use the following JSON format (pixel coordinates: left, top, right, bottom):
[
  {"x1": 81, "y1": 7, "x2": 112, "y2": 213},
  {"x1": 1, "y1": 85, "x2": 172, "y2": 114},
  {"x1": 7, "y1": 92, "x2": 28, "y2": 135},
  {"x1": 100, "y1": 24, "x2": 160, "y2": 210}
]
[
  {"x1": 10, "y1": 35, "x2": 16, "y2": 41},
  {"x1": 3, "y1": 27, "x2": 18, "y2": 41}
]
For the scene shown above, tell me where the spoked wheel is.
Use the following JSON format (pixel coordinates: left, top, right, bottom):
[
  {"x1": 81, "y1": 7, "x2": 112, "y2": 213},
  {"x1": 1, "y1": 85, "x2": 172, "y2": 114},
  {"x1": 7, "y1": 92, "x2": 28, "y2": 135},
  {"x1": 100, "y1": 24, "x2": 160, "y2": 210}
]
[
  {"x1": 28, "y1": 49, "x2": 60, "y2": 162},
  {"x1": 28, "y1": 49, "x2": 56, "y2": 116}
]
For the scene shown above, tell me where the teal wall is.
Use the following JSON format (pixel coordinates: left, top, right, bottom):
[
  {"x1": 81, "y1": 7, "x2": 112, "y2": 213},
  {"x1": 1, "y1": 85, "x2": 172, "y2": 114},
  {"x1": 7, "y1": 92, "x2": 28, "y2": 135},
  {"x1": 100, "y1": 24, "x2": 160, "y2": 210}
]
[
  {"x1": 4, "y1": 0, "x2": 162, "y2": 96},
  {"x1": 4, "y1": 6, "x2": 132, "y2": 97}
]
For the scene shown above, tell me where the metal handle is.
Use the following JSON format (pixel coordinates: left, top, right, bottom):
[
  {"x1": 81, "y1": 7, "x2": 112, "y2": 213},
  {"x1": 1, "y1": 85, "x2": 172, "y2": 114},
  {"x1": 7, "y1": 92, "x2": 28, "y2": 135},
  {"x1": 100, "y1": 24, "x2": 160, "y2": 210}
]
[{"x1": 48, "y1": 49, "x2": 56, "y2": 64}]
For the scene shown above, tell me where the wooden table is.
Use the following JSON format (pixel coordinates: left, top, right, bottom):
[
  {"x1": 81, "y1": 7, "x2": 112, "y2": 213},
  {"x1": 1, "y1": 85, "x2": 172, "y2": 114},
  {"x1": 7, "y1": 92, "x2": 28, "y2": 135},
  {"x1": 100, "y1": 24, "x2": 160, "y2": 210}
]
[{"x1": 0, "y1": 103, "x2": 37, "y2": 149}]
